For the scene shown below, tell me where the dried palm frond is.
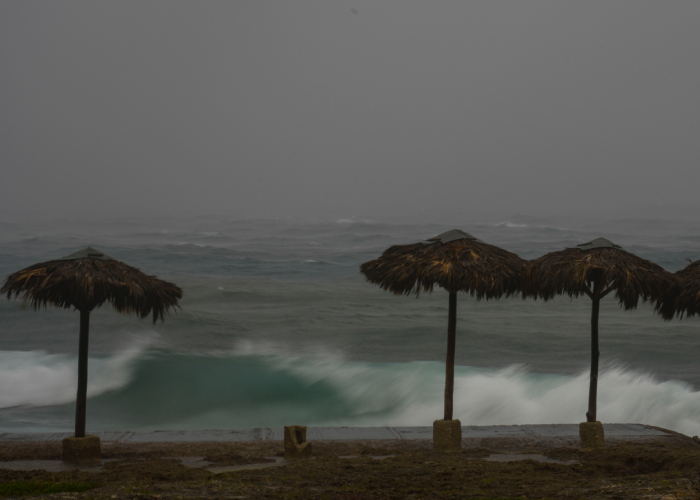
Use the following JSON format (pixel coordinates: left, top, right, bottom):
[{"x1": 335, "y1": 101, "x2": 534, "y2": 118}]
[
  {"x1": 360, "y1": 234, "x2": 525, "y2": 298},
  {"x1": 669, "y1": 260, "x2": 700, "y2": 319},
  {"x1": 1, "y1": 249, "x2": 182, "y2": 322},
  {"x1": 523, "y1": 245, "x2": 677, "y2": 310}
]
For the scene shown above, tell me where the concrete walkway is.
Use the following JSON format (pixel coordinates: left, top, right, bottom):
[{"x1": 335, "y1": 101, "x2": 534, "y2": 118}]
[
  {"x1": 0, "y1": 424, "x2": 683, "y2": 473},
  {"x1": 0, "y1": 423, "x2": 671, "y2": 443}
]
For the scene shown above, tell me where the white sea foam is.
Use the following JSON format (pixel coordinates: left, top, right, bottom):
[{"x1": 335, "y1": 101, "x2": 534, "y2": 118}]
[
  {"x1": 188, "y1": 341, "x2": 700, "y2": 435},
  {"x1": 280, "y1": 358, "x2": 700, "y2": 436},
  {"x1": 229, "y1": 339, "x2": 345, "y2": 361},
  {"x1": 2, "y1": 344, "x2": 699, "y2": 435},
  {"x1": 495, "y1": 221, "x2": 528, "y2": 228},
  {"x1": 0, "y1": 341, "x2": 149, "y2": 408},
  {"x1": 334, "y1": 218, "x2": 375, "y2": 224}
]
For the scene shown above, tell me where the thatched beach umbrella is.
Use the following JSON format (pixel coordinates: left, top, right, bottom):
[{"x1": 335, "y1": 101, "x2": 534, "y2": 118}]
[
  {"x1": 360, "y1": 230, "x2": 525, "y2": 433},
  {"x1": 661, "y1": 259, "x2": 700, "y2": 319},
  {"x1": 1, "y1": 247, "x2": 182, "y2": 440},
  {"x1": 523, "y1": 238, "x2": 677, "y2": 427}
]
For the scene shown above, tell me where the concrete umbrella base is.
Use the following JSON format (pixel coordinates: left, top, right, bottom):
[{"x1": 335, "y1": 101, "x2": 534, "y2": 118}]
[
  {"x1": 433, "y1": 419, "x2": 462, "y2": 451},
  {"x1": 579, "y1": 421, "x2": 606, "y2": 450},
  {"x1": 62, "y1": 435, "x2": 101, "y2": 463}
]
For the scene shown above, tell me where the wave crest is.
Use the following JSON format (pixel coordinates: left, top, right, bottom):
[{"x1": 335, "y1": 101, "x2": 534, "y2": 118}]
[{"x1": 1, "y1": 349, "x2": 698, "y2": 436}]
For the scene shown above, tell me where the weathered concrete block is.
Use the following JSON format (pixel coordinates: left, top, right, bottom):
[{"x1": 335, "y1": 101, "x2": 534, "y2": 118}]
[
  {"x1": 284, "y1": 425, "x2": 312, "y2": 460},
  {"x1": 62, "y1": 435, "x2": 101, "y2": 463},
  {"x1": 579, "y1": 421, "x2": 605, "y2": 450},
  {"x1": 433, "y1": 419, "x2": 462, "y2": 451}
]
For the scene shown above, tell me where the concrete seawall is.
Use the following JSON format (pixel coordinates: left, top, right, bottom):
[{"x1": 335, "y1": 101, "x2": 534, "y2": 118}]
[{"x1": 0, "y1": 423, "x2": 673, "y2": 443}]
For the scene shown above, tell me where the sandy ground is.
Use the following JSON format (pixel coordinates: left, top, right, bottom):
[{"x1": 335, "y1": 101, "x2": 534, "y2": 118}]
[{"x1": 1, "y1": 434, "x2": 700, "y2": 499}]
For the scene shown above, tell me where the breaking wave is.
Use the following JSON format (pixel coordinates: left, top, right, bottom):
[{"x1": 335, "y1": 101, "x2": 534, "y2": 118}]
[{"x1": 1, "y1": 344, "x2": 699, "y2": 436}]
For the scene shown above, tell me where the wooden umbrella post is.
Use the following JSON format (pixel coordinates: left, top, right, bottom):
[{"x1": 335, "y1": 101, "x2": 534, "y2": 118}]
[
  {"x1": 444, "y1": 291, "x2": 457, "y2": 421},
  {"x1": 433, "y1": 291, "x2": 462, "y2": 451},
  {"x1": 586, "y1": 279, "x2": 602, "y2": 423},
  {"x1": 580, "y1": 278, "x2": 605, "y2": 450},
  {"x1": 75, "y1": 308, "x2": 90, "y2": 438},
  {"x1": 62, "y1": 306, "x2": 101, "y2": 463}
]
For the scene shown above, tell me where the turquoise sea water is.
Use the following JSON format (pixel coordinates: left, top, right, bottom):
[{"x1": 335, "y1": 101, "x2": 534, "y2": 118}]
[{"x1": 1, "y1": 214, "x2": 699, "y2": 435}]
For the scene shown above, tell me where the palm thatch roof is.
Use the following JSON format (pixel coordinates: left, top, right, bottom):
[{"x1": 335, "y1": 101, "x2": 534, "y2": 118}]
[
  {"x1": 523, "y1": 238, "x2": 677, "y2": 310},
  {"x1": 360, "y1": 230, "x2": 525, "y2": 298},
  {"x1": 664, "y1": 259, "x2": 700, "y2": 319},
  {"x1": 0, "y1": 247, "x2": 182, "y2": 322}
]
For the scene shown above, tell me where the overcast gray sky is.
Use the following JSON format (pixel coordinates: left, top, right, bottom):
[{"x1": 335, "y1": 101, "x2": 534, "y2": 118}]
[{"x1": 2, "y1": 1, "x2": 699, "y2": 222}]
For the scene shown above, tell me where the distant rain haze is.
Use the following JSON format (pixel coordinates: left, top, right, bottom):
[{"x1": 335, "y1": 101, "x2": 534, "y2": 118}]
[{"x1": 2, "y1": 1, "x2": 699, "y2": 223}]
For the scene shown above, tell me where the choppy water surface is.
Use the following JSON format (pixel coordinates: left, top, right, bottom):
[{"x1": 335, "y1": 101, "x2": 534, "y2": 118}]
[{"x1": 1, "y1": 214, "x2": 699, "y2": 435}]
